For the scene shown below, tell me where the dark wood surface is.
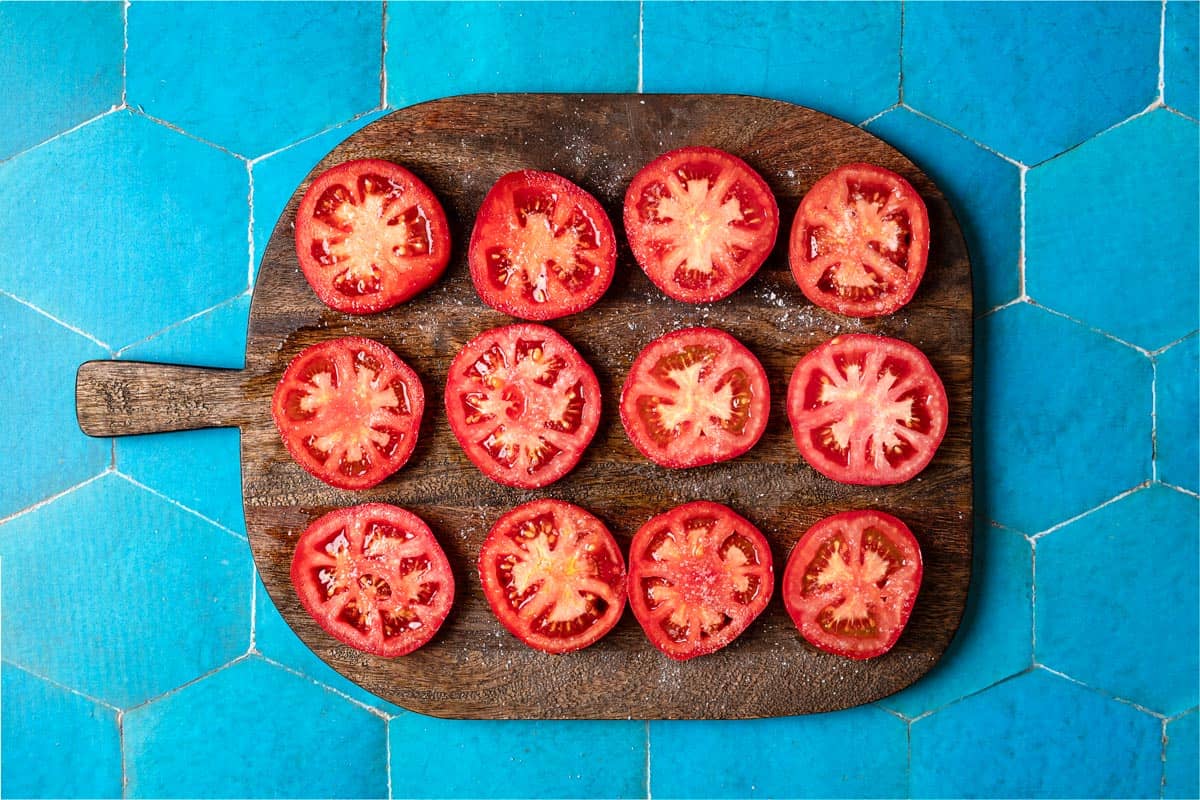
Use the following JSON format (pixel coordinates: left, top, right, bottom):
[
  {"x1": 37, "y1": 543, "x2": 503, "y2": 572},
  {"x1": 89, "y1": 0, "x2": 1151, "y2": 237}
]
[{"x1": 76, "y1": 94, "x2": 973, "y2": 719}]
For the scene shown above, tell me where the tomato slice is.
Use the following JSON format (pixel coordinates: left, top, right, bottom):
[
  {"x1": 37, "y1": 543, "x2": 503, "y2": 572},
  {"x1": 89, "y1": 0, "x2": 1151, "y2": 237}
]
[
  {"x1": 271, "y1": 337, "x2": 424, "y2": 490},
  {"x1": 444, "y1": 323, "x2": 601, "y2": 489},
  {"x1": 290, "y1": 504, "x2": 454, "y2": 657},
  {"x1": 478, "y1": 499, "x2": 626, "y2": 654},
  {"x1": 468, "y1": 170, "x2": 617, "y2": 320},
  {"x1": 295, "y1": 158, "x2": 451, "y2": 314},
  {"x1": 624, "y1": 146, "x2": 779, "y2": 304},
  {"x1": 620, "y1": 327, "x2": 770, "y2": 469},
  {"x1": 783, "y1": 510, "x2": 922, "y2": 660},
  {"x1": 787, "y1": 334, "x2": 948, "y2": 486},
  {"x1": 628, "y1": 501, "x2": 773, "y2": 661},
  {"x1": 789, "y1": 162, "x2": 930, "y2": 318}
]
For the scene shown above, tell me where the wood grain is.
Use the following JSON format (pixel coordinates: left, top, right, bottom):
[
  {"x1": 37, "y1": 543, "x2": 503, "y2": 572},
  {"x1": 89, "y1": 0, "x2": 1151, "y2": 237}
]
[{"x1": 77, "y1": 94, "x2": 973, "y2": 719}]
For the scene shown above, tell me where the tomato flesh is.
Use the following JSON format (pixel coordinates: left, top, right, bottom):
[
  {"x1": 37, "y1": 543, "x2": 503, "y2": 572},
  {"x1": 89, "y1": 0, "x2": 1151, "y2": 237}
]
[
  {"x1": 296, "y1": 159, "x2": 451, "y2": 314},
  {"x1": 787, "y1": 334, "x2": 948, "y2": 485},
  {"x1": 479, "y1": 499, "x2": 626, "y2": 654},
  {"x1": 628, "y1": 501, "x2": 773, "y2": 660},
  {"x1": 624, "y1": 146, "x2": 779, "y2": 303},
  {"x1": 445, "y1": 324, "x2": 600, "y2": 488},
  {"x1": 272, "y1": 337, "x2": 424, "y2": 490},
  {"x1": 783, "y1": 509, "x2": 922, "y2": 659},
  {"x1": 469, "y1": 170, "x2": 616, "y2": 320},
  {"x1": 290, "y1": 504, "x2": 454, "y2": 657}
]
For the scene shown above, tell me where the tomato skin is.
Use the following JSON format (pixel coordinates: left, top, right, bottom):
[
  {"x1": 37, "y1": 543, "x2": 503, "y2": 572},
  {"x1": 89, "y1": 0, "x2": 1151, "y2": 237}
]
[
  {"x1": 787, "y1": 334, "x2": 948, "y2": 486},
  {"x1": 628, "y1": 501, "x2": 774, "y2": 661},
  {"x1": 789, "y1": 162, "x2": 929, "y2": 318},
  {"x1": 624, "y1": 146, "x2": 779, "y2": 304},
  {"x1": 478, "y1": 499, "x2": 627, "y2": 654},
  {"x1": 295, "y1": 158, "x2": 451, "y2": 314},
  {"x1": 469, "y1": 170, "x2": 617, "y2": 320},
  {"x1": 271, "y1": 336, "x2": 425, "y2": 490},
  {"x1": 290, "y1": 504, "x2": 455, "y2": 658},
  {"x1": 782, "y1": 510, "x2": 922, "y2": 660},
  {"x1": 620, "y1": 327, "x2": 770, "y2": 469}
]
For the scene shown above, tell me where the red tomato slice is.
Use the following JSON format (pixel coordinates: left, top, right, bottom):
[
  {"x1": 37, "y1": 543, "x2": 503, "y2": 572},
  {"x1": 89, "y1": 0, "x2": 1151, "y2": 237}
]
[
  {"x1": 469, "y1": 170, "x2": 616, "y2": 320},
  {"x1": 789, "y1": 162, "x2": 930, "y2": 317},
  {"x1": 783, "y1": 509, "x2": 922, "y2": 660},
  {"x1": 628, "y1": 501, "x2": 773, "y2": 660},
  {"x1": 295, "y1": 158, "x2": 451, "y2": 314},
  {"x1": 624, "y1": 146, "x2": 779, "y2": 303},
  {"x1": 478, "y1": 499, "x2": 627, "y2": 654},
  {"x1": 444, "y1": 323, "x2": 601, "y2": 489},
  {"x1": 271, "y1": 337, "x2": 424, "y2": 490},
  {"x1": 620, "y1": 327, "x2": 770, "y2": 469},
  {"x1": 787, "y1": 334, "x2": 948, "y2": 486},
  {"x1": 291, "y1": 504, "x2": 454, "y2": 657}
]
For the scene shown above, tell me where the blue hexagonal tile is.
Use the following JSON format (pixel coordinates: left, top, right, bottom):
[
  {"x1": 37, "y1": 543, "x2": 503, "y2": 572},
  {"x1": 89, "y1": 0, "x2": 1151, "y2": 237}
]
[
  {"x1": 1026, "y1": 110, "x2": 1199, "y2": 352},
  {"x1": 866, "y1": 107, "x2": 1021, "y2": 312},
  {"x1": 1166, "y1": 710, "x2": 1199, "y2": 799},
  {"x1": 0, "y1": 474, "x2": 252, "y2": 707},
  {"x1": 1, "y1": 662, "x2": 122, "y2": 799},
  {"x1": 1158, "y1": 334, "x2": 1199, "y2": 492},
  {"x1": 1166, "y1": 0, "x2": 1199, "y2": 119},
  {"x1": 1037, "y1": 485, "x2": 1198, "y2": 716},
  {"x1": 389, "y1": 714, "x2": 645, "y2": 798},
  {"x1": 976, "y1": 302, "x2": 1152, "y2": 534},
  {"x1": 0, "y1": 2, "x2": 123, "y2": 160},
  {"x1": 911, "y1": 669, "x2": 1162, "y2": 798},
  {"x1": 881, "y1": 521, "x2": 1031, "y2": 718},
  {"x1": 127, "y1": 2, "x2": 382, "y2": 159},
  {"x1": 0, "y1": 294, "x2": 109, "y2": 518},
  {"x1": 643, "y1": 2, "x2": 899, "y2": 123},
  {"x1": 0, "y1": 111, "x2": 247, "y2": 350},
  {"x1": 386, "y1": 2, "x2": 638, "y2": 108},
  {"x1": 904, "y1": 3, "x2": 1159, "y2": 165},
  {"x1": 650, "y1": 708, "x2": 907, "y2": 798},
  {"x1": 124, "y1": 656, "x2": 389, "y2": 798}
]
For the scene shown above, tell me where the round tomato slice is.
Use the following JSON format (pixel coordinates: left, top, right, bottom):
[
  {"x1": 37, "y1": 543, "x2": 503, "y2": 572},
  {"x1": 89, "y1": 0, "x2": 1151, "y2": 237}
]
[
  {"x1": 787, "y1": 334, "x2": 948, "y2": 486},
  {"x1": 620, "y1": 327, "x2": 770, "y2": 469},
  {"x1": 291, "y1": 504, "x2": 454, "y2": 657},
  {"x1": 444, "y1": 323, "x2": 601, "y2": 489},
  {"x1": 295, "y1": 158, "x2": 451, "y2": 314},
  {"x1": 478, "y1": 499, "x2": 627, "y2": 654},
  {"x1": 789, "y1": 162, "x2": 930, "y2": 317},
  {"x1": 628, "y1": 501, "x2": 773, "y2": 661},
  {"x1": 783, "y1": 510, "x2": 922, "y2": 660},
  {"x1": 468, "y1": 170, "x2": 616, "y2": 320},
  {"x1": 624, "y1": 146, "x2": 779, "y2": 304},
  {"x1": 272, "y1": 337, "x2": 424, "y2": 490}
]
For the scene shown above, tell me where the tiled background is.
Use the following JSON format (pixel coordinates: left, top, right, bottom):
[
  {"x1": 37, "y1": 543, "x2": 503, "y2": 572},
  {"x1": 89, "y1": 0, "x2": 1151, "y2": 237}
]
[{"x1": 1, "y1": 1, "x2": 1197, "y2": 798}]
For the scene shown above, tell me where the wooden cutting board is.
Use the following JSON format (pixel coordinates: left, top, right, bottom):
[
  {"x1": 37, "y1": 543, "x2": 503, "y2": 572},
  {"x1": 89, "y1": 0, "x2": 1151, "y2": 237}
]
[{"x1": 76, "y1": 94, "x2": 973, "y2": 719}]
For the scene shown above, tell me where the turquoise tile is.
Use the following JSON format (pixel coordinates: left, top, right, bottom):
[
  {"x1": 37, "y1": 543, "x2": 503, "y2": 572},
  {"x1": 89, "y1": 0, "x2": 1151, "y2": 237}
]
[
  {"x1": 1027, "y1": 110, "x2": 1199, "y2": 351},
  {"x1": 1, "y1": 662, "x2": 121, "y2": 799},
  {"x1": 976, "y1": 303, "x2": 1152, "y2": 534},
  {"x1": 127, "y1": 1, "x2": 382, "y2": 158},
  {"x1": 389, "y1": 714, "x2": 645, "y2": 798},
  {"x1": 643, "y1": 1, "x2": 899, "y2": 123},
  {"x1": 124, "y1": 656, "x2": 389, "y2": 799},
  {"x1": 1166, "y1": 0, "x2": 1200, "y2": 118},
  {"x1": 0, "y1": 2, "x2": 123, "y2": 160},
  {"x1": 866, "y1": 107, "x2": 1021, "y2": 312},
  {"x1": 0, "y1": 295, "x2": 109, "y2": 518},
  {"x1": 1166, "y1": 710, "x2": 1200, "y2": 799},
  {"x1": 0, "y1": 111, "x2": 247, "y2": 350},
  {"x1": 904, "y1": 2, "x2": 1159, "y2": 165},
  {"x1": 0, "y1": 475, "x2": 252, "y2": 707},
  {"x1": 911, "y1": 669, "x2": 1162, "y2": 798},
  {"x1": 880, "y1": 522, "x2": 1031, "y2": 717},
  {"x1": 386, "y1": 2, "x2": 638, "y2": 107},
  {"x1": 1038, "y1": 486, "x2": 1198, "y2": 716},
  {"x1": 649, "y1": 708, "x2": 906, "y2": 798},
  {"x1": 1158, "y1": 334, "x2": 1199, "y2": 492}
]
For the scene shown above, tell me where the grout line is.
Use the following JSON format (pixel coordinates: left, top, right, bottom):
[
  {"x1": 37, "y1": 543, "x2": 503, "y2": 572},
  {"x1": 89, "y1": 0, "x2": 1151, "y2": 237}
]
[
  {"x1": 644, "y1": 720, "x2": 652, "y2": 799},
  {"x1": 897, "y1": 1, "x2": 905, "y2": 104},
  {"x1": 899, "y1": 102, "x2": 1027, "y2": 167},
  {"x1": 1025, "y1": 99, "x2": 1164, "y2": 170},
  {"x1": 386, "y1": 718, "x2": 394, "y2": 800},
  {"x1": 908, "y1": 665, "x2": 1038, "y2": 723},
  {"x1": 0, "y1": 289, "x2": 113, "y2": 353},
  {"x1": 0, "y1": 470, "x2": 112, "y2": 527},
  {"x1": 119, "y1": 707, "x2": 129, "y2": 799},
  {"x1": 975, "y1": 296, "x2": 1025, "y2": 320},
  {"x1": 1031, "y1": 483, "x2": 1150, "y2": 540},
  {"x1": 380, "y1": 0, "x2": 389, "y2": 109},
  {"x1": 905, "y1": 718, "x2": 913, "y2": 799},
  {"x1": 1161, "y1": 480, "x2": 1200, "y2": 499},
  {"x1": 1165, "y1": 706, "x2": 1200, "y2": 723},
  {"x1": 255, "y1": 654, "x2": 393, "y2": 719},
  {"x1": 1029, "y1": 536, "x2": 1038, "y2": 657},
  {"x1": 1158, "y1": 0, "x2": 1167, "y2": 104},
  {"x1": 1, "y1": 658, "x2": 123, "y2": 713},
  {"x1": 637, "y1": 1, "x2": 644, "y2": 93},
  {"x1": 1149, "y1": 329, "x2": 1199, "y2": 357},
  {"x1": 1163, "y1": 105, "x2": 1199, "y2": 123},
  {"x1": 858, "y1": 103, "x2": 900, "y2": 128},
  {"x1": 113, "y1": 290, "x2": 249, "y2": 360},
  {"x1": 113, "y1": 472, "x2": 248, "y2": 543},
  {"x1": 122, "y1": 653, "x2": 250, "y2": 716},
  {"x1": 1160, "y1": 716, "x2": 1168, "y2": 800},
  {"x1": 133, "y1": 109, "x2": 250, "y2": 163},
  {"x1": 1026, "y1": 299, "x2": 1156, "y2": 357},
  {"x1": 246, "y1": 160, "x2": 256, "y2": 290},
  {"x1": 247, "y1": 562, "x2": 258, "y2": 654},
  {"x1": 121, "y1": 0, "x2": 130, "y2": 108},
  {"x1": 0, "y1": 107, "x2": 120, "y2": 167},
  {"x1": 248, "y1": 105, "x2": 386, "y2": 166},
  {"x1": 1036, "y1": 664, "x2": 1168, "y2": 719},
  {"x1": 1017, "y1": 165, "x2": 1028, "y2": 300},
  {"x1": 1150, "y1": 356, "x2": 1159, "y2": 482}
]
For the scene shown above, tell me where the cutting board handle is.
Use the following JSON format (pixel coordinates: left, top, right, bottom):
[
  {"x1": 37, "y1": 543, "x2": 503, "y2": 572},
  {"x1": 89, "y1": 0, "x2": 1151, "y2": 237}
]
[{"x1": 76, "y1": 361, "x2": 255, "y2": 437}]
